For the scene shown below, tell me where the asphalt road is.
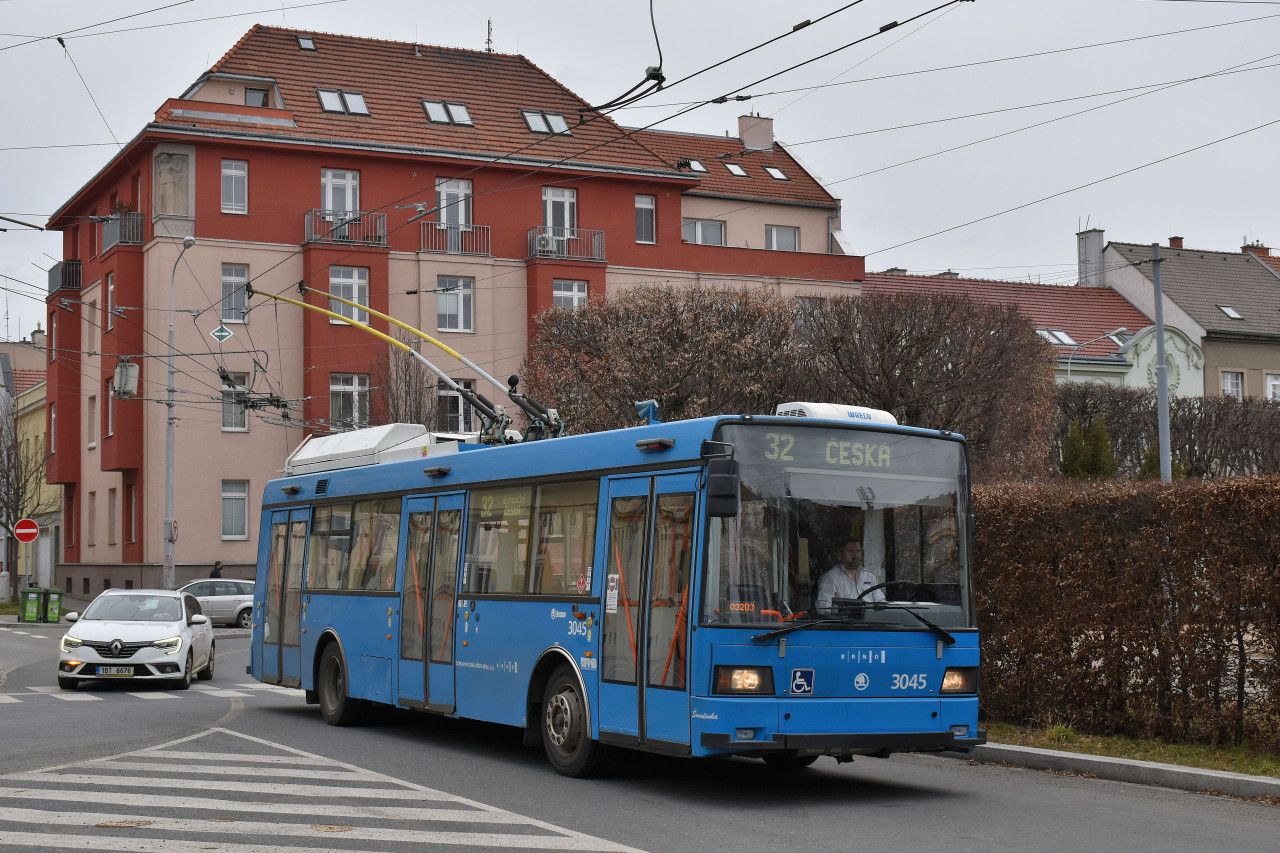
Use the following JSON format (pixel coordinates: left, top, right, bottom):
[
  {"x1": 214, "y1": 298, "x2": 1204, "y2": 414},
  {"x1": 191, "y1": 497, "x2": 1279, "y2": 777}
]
[{"x1": 1, "y1": 623, "x2": 1276, "y2": 852}]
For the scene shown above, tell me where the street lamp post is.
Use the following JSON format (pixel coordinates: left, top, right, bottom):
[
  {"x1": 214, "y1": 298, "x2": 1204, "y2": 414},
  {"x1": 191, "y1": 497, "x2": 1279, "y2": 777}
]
[
  {"x1": 163, "y1": 235, "x2": 196, "y2": 590},
  {"x1": 1151, "y1": 243, "x2": 1172, "y2": 483},
  {"x1": 1065, "y1": 327, "x2": 1128, "y2": 380}
]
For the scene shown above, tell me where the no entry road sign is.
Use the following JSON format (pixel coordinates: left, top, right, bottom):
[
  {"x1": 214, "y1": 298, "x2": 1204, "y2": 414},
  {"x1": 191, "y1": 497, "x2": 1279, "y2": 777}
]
[{"x1": 13, "y1": 518, "x2": 39, "y2": 544}]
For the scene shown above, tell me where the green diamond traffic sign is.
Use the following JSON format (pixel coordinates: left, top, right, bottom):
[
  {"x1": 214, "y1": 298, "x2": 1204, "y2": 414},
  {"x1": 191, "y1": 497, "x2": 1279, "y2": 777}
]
[{"x1": 210, "y1": 324, "x2": 234, "y2": 343}]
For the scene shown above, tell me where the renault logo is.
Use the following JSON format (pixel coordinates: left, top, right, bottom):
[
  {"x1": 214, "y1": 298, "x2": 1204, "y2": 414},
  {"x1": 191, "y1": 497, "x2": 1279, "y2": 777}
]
[{"x1": 110, "y1": 639, "x2": 123, "y2": 656}]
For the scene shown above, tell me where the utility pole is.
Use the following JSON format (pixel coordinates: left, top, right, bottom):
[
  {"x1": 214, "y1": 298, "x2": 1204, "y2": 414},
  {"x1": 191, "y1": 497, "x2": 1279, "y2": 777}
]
[
  {"x1": 164, "y1": 236, "x2": 196, "y2": 589},
  {"x1": 1151, "y1": 243, "x2": 1172, "y2": 483}
]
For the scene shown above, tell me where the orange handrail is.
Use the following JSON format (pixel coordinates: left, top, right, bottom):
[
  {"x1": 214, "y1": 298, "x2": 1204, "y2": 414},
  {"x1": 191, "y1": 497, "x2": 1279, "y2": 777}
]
[{"x1": 612, "y1": 538, "x2": 638, "y2": 664}]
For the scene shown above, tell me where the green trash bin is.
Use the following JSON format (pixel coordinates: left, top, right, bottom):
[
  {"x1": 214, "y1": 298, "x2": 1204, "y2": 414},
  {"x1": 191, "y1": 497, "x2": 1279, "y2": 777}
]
[
  {"x1": 44, "y1": 588, "x2": 63, "y2": 624},
  {"x1": 18, "y1": 587, "x2": 44, "y2": 624}
]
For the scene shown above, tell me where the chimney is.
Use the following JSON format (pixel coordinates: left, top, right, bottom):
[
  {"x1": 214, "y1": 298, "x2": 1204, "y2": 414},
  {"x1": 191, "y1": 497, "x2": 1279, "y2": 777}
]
[
  {"x1": 738, "y1": 114, "x2": 774, "y2": 151},
  {"x1": 1168, "y1": 236, "x2": 1183, "y2": 250},
  {"x1": 881, "y1": 267, "x2": 908, "y2": 275},
  {"x1": 1242, "y1": 240, "x2": 1271, "y2": 257},
  {"x1": 1077, "y1": 228, "x2": 1105, "y2": 286},
  {"x1": 29, "y1": 325, "x2": 45, "y2": 350},
  {"x1": 933, "y1": 269, "x2": 960, "y2": 279}
]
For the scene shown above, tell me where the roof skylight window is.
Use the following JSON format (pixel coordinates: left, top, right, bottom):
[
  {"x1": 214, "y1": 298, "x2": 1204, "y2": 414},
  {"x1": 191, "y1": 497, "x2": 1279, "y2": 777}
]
[
  {"x1": 765, "y1": 166, "x2": 788, "y2": 180},
  {"x1": 317, "y1": 90, "x2": 370, "y2": 115},
  {"x1": 1037, "y1": 329, "x2": 1077, "y2": 346},
  {"x1": 297, "y1": 36, "x2": 316, "y2": 50},
  {"x1": 725, "y1": 163, "x2": 748, "y2": 177},
  {"x1": 424, "y1": 100, "x2": 472, "y2": 125},
  {"x1": 342, "y1": 92, "x2": 369, "y2": 115},
  {"x1": 687, "y1": 159, "x2": 707, "y2": 172},
  {"x1": 1218, "y1": 305, "x2": 1243, "y2": 319},
  {"x1": 523, "y1": 110, "x2": 570, "y2": 135}
]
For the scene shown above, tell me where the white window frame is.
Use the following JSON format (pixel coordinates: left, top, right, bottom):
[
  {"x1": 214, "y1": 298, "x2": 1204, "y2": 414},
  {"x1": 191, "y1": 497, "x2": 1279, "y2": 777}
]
[
  {"x1": 221, "y1": 480, "x2": 250, "y2": 541},
  {"x1": 341, "y1": 92, "x2": 369, "y2": 115},
  {"x1": 329, "y1": 373, "x2": 370, "y2": 431},
  {"x1": 105, "y1": 273, "x2": 114, "y2": 330},
  {"x1": 328, "y1": 266, "x2": 369, "y2": 325},
  {"x1": 635, "y1": 195, "x2": 656, "y2": 244},
  {"x1": 221, "y1": 263, "x2": 249, "y2": 324},
  {"x1": 552, "y1": 279, "x2": 589, "y2": 309},
  {"x1": 317, "y1": 89, "x2": 345, "y2": 112},
  {"x1": 765, "y1": 166, "x2": 788, "y2": 180},
  {"x1": 542, "y1": 186, "x2": 577, "y2": 231},
  {"x1": 423, "y1": 100, "x2": 451, "y2": 123},
  {"x1": 687, "y1": 159, "x2": 707, "y2": 172},
  {"x1": 1267, "y1": 373, "x2": 1280, "y2": 402},
  {"x1": 682, "y1": 218, "x2": 726, "y2": 246},
  {"x1": 321, "y1": 168, "x2": 360, "y2": 213},
  {"x1": 221, "y1": 159, "x2": 248, "y2": 214},
  {"x1": 50, "y1": 314, "x2": 56, "y2": 361},
  {"x1": 1221, "y1": 370, "x2": 1244, "y2": 400},
  {"x1": 445, "y1": 103, "x2": 472, "y2": 124},
  {"x1": 765, "y1": 224, "x2": 799, "y2": 252},
  {"x1": 49, "y1": 402, "x2": 55, "y2": 454},
  {"x1": 244, "y1": 87, "x2": 269, "y2": 108},
  {"x1": 87, "y1": 396, "x2": 97, "y2": 449},
  {"x1": 297, "y1": 36, "x2": 316, "y2": 50},
  {"x1": 105, "y1": 379, "x2": 114, "y2": 437},
  {"x1": 437, "y1": 276, "x2": 474, "y2": 333},
  {"x1": 437, "y1": 379, "x2": 476, "y2": 433},
  {"x1": 222, "y1": 371, "x2": 249, "y2": 432},
  {"x1": 436, "y1": 178, "x2": 473, "y2": 228},
  {"x1": 725, "y1": 163, "x2": 748, "y2": 177}
]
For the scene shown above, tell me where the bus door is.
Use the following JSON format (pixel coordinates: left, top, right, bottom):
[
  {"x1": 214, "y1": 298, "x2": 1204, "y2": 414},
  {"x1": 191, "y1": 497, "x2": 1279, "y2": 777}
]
[
  {"x1": 262, "y1": 508, "x2": 309, "y2": 686},
  {"x1": 598, "y1": 473, "x2": 699, "y2": 748},
  {"x1": 397, "y1": 493, "x2": 465, "y2": 711}
]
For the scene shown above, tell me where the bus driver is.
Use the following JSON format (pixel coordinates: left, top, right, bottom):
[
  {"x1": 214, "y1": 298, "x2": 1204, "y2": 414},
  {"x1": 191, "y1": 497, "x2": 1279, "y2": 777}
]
[{"x1": 815, "y1": 540, "x2": 885, "y2": 612}]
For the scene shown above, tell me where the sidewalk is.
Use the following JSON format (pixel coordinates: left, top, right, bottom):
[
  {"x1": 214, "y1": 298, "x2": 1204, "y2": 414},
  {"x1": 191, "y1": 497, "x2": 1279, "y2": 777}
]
[{"x1": 947, "y1": 742, "x2": 1280, "y2": 800}]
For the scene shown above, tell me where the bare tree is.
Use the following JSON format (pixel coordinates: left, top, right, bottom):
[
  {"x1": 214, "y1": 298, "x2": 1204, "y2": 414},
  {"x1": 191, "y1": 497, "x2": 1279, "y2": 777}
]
[
  {"x1": 368, "y1": 332, "x2": 444, "y2": 429},
  {"x1": 0, "y1": 394, "x2": 55, "y2": 601}
]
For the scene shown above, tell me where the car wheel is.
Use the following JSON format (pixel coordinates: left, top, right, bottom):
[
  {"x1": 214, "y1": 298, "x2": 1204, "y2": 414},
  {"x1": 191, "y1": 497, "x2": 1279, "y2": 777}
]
[
  {"x1": 57, "y1": 676, "x2": 77, "y2": 691},
  {"x1": 173, "y1": 650, "x2": 193, "y2": 690},
  {"x1": 762, "y1": 752, "x2": 819, "y2": 770},
  {"x1": 236, "y1": 609, "x2": 252, "y2": 629},
  {"x1": 317, "y1": 643, "x2": 366, "y2": 726},
  {"x1": 542, "y1": 665, "x2": 608, "y2": 777},
  {"x1": 197, "y1": 644, "x2": 215, "y2": 681}
]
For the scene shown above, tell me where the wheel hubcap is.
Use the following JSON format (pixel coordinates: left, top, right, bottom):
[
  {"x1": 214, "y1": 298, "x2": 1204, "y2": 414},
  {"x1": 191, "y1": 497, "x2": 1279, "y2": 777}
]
[{"x1": 546, "y1": 688, "x2": 580, "y2": 752}]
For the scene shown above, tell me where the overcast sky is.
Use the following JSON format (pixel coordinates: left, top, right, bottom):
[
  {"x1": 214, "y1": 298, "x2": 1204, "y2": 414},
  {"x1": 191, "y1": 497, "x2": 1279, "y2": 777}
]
[{"x1": 2, "y1": 0, "x2": 1277, "y2": 341}]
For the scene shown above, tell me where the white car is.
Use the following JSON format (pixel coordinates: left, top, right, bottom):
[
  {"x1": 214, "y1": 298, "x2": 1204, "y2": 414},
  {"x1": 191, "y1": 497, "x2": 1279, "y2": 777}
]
[
  {"x1": 178, "y1": 579, "x2": 255, "y2": 628},
  {"x1": 58, "y1": 589, "x2": 215, "y2": 690}
]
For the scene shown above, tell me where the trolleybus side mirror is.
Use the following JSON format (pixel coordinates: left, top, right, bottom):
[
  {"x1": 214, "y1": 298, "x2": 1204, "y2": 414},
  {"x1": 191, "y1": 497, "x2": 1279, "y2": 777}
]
[{"x1": 706, "y1": 457, "x2": 741, "y2": 518}]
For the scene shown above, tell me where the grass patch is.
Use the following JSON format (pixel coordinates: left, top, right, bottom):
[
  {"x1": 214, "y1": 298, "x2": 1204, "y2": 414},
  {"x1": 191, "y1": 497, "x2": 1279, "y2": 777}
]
[
  {"x1": 0, "y1": 601, "x2": 18, "y2": 617},
  {"x1": 986, "y1": 721, "x2": 1280, "y2": 778}
]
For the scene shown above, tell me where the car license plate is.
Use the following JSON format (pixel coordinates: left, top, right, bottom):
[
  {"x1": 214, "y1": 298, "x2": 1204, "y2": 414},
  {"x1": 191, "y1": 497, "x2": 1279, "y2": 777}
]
[{"x1": 97, "y1": 666, "x2": 134, "y2": 677}]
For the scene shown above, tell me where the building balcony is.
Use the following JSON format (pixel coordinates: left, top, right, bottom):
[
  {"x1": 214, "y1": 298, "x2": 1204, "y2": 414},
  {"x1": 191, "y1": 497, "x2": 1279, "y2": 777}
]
[
  {"x1": 305, "y1": 209, "x2": 387, "y2": 247},
  {"x1": 420, "y1": 223, "x2": 492, "y2": 256},
  {"x1": 527, "y1": 226, "x2": 605, "y2": 262},
  {"x1": 47, "y1": 259, "x2": 82, "y2": 292},
  {"x1": 102, "y1": 211, "x2": 144, "y2": 252}
]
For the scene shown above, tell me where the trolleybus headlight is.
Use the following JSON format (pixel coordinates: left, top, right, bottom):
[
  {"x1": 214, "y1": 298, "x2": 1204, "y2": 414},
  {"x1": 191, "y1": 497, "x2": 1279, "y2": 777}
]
[
  {"x1": 713, "y1": 665, "x2": 775, "y2": 695},
  {"x1": 60, "y1": 635, "x2": 83, "y2": 654},
  {"x1": 940, "y1": 667, "x2": 979, "y2": 694},
  {"x1": 153, "y1": 636, "x2": 183, "y2": 655}
]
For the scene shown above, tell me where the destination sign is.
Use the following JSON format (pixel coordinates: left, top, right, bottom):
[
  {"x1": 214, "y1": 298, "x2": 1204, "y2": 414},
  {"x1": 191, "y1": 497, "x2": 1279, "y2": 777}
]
[{"x1": 722, "y1": 425, "x2": 961, "y2": 477}]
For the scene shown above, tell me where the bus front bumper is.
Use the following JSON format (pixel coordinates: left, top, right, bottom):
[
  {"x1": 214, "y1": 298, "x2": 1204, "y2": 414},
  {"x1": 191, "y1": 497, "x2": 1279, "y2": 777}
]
[{"x1": 700, "y1": 729, "x2": 986, "y2": 754}]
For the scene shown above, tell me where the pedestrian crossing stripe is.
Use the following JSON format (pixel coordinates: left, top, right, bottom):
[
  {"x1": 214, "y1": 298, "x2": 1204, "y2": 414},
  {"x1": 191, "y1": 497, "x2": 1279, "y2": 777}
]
[
  {"x1": 0, "y1": 727, "x2": 643, "y2": 852},
  {"x1": 0, "y1": 684, "x2": 293, "y2": 703}
]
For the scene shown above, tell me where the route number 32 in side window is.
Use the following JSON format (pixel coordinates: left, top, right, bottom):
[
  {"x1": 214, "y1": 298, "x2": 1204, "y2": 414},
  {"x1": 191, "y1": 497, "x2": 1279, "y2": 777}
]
[
  {"x1": 891, "y1": 673, "x2": 928, "y2": 691},
  {"x1": 764, "y1": 432, "x2": 794, "y2": 461}
]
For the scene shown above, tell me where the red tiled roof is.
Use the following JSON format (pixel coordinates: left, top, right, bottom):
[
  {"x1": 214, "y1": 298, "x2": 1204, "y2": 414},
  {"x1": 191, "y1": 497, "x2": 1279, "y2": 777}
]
[
  {"x1": 169, "y1": 25, "x2": 679, "y2": 175},
  {"x1": 12, "y1": 369, "x2": 45, "y2": 394},
  {"x1": 1258, "y1": 253, "x2": 1280, "y2": 277},
  {"x1": 863, "y1": 273, "x2": 1152, "y2": 358},
  {"x1": 630, "y1": 128, "x2": 838, "y2": 207}
]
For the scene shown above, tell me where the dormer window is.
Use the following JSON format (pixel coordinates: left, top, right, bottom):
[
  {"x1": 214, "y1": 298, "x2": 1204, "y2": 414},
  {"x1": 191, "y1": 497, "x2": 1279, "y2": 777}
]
[
  {"x1": 297, "y1": 36, "x2": 316, "y2": 50},
  {"x1": 318, "y1": 90, "x2": 370, "y2": 115},
  {"x1": 1218, "y1": 305, "x2": 1243, "y2": 319},
  {"x1": 725, "y1": 163, "x2": 748, "y2": 177},
  {"x1": 245, "y1": 87, "x2": 269, "y2": 108},
  {"x1": 765, "y1": 166, "x2": 788, "y2": 180},
  {"x1": 423, "y1": 100, "x2": 473, "y2": 125},
  {"x1": 687, "y1": 159, "x2": 707, "y2": 172},
  {"x1": 523, "y1": 110, "x2": 570, "y2": 135}
]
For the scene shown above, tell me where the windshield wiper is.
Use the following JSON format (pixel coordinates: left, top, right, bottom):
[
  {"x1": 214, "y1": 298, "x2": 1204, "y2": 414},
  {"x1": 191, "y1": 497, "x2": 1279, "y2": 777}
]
[
  {"x1": 752, "y1": 619, "x2": 849, "y2": 644},
  {"x1": 870, "y1": 604, "x2": 956, "y2": 645}
]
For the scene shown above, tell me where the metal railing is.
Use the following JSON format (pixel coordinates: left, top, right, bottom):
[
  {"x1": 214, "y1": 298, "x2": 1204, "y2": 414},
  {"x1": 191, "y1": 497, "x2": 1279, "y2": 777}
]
[
  {"x1": 527, "y1": 226, "x2": 606, "y2": 262},
  {"x1": 48, "y1": 260, "x2": 82, "y2": 292},
  {"x1": 101, "y1": 211, "x2": 144, "y2": 252},
  {"x1": 420, "y1": 223, "x2": 492, "y2": 256},
  {"x1": 305, "y1": 209, "x2": 387, "y2": 246}
]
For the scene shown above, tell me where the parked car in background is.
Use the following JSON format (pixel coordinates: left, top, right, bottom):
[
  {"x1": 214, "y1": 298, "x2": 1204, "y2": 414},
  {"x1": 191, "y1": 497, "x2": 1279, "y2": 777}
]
[
  {"x1": 58, "y1": 589, "x2": 214, "y2": 690},
  {"x1": 179, "y1": 579, "x2": 255, "y2": 628}
]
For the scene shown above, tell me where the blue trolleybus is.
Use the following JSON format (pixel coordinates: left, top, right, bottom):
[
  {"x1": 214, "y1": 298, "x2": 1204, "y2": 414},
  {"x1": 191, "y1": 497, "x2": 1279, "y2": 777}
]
[{"x1": 250, "y1": 403, "x2": 984, "y2": 776}]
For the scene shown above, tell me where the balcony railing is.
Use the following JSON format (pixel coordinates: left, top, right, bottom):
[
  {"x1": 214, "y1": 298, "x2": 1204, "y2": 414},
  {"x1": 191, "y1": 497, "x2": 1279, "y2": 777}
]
[
  {"x1": 420, "y1": 223, "x2": 492, "y2": 256},
  {"x1": 47, "y1": 260, "x2": 82, "y2": 292},
  {"x1": 527, "y1": 226, "x2": 606, "y2": 262},
  {"x1": 305, "y1": 209, "x2": 387, "y2": 246},
  {"x1": 101, "y1": 211, "x2": 144, "y2": 252}
]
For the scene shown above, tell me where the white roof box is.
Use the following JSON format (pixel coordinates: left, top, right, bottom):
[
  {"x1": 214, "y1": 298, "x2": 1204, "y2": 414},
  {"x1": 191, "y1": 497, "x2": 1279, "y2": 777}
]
[
  {"x1": 774, "y1": 402, "x2": 898, "y2": 426},
  {"x1": 284, "y1": 423, "x2": 470, "y2": 475}
]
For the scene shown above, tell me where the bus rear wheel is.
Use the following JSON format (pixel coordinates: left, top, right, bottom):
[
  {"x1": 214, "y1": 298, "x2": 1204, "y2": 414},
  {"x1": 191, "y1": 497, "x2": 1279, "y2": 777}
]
[
  {"x1": 318, "y1": 643, "x2": 366, "y2": 726},
  {"x1": 542, "y1": 666, "x2": 607, "y2": 778}
]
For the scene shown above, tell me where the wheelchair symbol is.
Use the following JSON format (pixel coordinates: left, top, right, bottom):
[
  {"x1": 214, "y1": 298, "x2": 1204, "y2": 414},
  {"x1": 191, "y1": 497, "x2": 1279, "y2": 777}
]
[{"x1": 790, "y1": 669, "x2": 815, "y2": 695}]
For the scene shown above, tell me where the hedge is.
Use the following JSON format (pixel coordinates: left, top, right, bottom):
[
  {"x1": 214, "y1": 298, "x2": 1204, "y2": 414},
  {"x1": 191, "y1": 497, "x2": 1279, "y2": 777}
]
[{"x1": 975, "y1": 478, "x2": 1280, "y2": 751}]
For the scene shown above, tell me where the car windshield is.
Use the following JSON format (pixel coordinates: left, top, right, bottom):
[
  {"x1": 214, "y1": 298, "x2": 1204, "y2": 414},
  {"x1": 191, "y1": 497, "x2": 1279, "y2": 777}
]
[
  {"x1": 82, "y1": 594, "x2": 183, "y2": 622},
  {"x1": 702, "y1": 424, "x2": 973, "y2": 629}
]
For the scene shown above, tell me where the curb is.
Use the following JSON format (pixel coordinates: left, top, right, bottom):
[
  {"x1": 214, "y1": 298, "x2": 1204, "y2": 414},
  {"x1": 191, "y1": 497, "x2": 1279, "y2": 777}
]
[{"x1": 946, "y1": 743, "x2": 1280, "y2": 800}]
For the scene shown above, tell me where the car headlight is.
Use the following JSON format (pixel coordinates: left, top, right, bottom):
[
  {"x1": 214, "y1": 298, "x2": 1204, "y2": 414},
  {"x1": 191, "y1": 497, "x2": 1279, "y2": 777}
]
[
  {"x1": 60, "y1": 635, "x2": 83, "y2": 654},
  {"x1": 152, "y1": 636, "x2": 183, "y2": 655},
  {"x1": 941, "y1": 667, "x2": 979, "y2": 694},
  {"x1": 713, "y1": 665, "x2": 775, "y2": 695}
]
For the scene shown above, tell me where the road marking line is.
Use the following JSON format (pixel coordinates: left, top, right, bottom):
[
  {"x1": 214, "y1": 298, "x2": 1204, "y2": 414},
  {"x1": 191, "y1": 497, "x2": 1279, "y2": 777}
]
[
  {"x1": 0, "y1": 786, "x2": 505, "y2": 822},
  {"x1": 0, "y1": 807, "x2": 635, "y2": 850},
  {"x1": 24, "y1": 685, "x2": 59, "y2": 693},
  {"x1": 3, "y1": 773, "x2": 454, "y2": 801},
  {"x1": 235, "y1": 682, "x2": 301, "y2": 692},
  {"x1": 11, "y1": 631, "x2": 29, "y2": 636},
  {"x1": 196, "y1": 688, "x2": 250, "y2": 697},
  {"x1": 92, "y1": 760, "x2": 382, "y2": 781},
  {"x1": 0, "y1": 832, "x2": 419, "y2": 853},
  {"x1": 140, "y1": 749, "x2": 332, "y2": 765},
  {"x1": 124, "y1": 692, "x2": 178, "y2": 700},
  {"x1": 0, "y1": 695, "x2": 20, "y2": 703},
  {"x1": 48, "y1": 692, "x2": 102, "y2": 701}
]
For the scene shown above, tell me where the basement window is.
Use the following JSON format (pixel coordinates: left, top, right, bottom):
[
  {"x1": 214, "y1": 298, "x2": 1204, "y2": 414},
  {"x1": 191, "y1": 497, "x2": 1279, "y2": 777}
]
[
  {"x1": 297, "y1": 36, "x2": 316, "y2": 50},
  {"x1": 1218, "y1": 305, "x2": 1243, "y2": 319},
  {"x1": 725, "y1": 163, "x2": 748, "y2": 177}
]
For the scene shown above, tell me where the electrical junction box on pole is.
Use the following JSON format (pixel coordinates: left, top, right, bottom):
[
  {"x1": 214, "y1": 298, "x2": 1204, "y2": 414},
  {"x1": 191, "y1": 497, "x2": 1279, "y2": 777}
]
[{"x1": 13, "y1": 518, "x2": 39, "y2": 544}]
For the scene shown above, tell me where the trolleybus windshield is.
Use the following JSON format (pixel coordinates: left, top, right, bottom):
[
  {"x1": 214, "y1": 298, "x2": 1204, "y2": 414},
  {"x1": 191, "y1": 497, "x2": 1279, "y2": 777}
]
[{"x1": 703, "y1": 424, "x2": 972, "y2": 629}]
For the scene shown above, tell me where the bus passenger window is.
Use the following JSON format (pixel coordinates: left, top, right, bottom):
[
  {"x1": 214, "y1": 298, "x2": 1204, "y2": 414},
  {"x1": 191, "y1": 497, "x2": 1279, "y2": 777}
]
[
  {"x1": 648, "y1": 494, "x2": 694, "y2": 689},
  {"x1": 400, "y1": 512, "x2": 433, "y2": 661},
  {"x1": 430, "y1": 510, "x2": 462, "y2": 664},
  {"x1": 603, "y1": 496, "x2": 647, "y2": 684},
  {"x1": 347, "y1": 499, "x2": 401, "y2": 591},
  {"x1": 308, "y1": 505, "x2": 352, "y2": 589},
  {"x1": 465, "y1": 487, "x2": 532, "y2": 594},
  {"x1": 531, "y1": 480, "x2": 598, "y2": 595}
]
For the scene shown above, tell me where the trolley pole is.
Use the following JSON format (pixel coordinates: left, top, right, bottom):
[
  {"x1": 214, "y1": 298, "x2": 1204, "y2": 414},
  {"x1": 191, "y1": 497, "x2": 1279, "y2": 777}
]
[
  {"x1": 1151, "y1": 243, "x2": 1172, "y2": 483},
  {"x1": 163, "y1": 236, "x2": 196, "y2": 589}
]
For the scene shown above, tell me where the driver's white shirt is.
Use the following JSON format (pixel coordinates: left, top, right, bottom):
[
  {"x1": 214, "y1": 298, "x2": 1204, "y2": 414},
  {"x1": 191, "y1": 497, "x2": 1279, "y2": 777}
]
[{"x1": 815, "y1": 565, "x2": 885, "y2": 611}]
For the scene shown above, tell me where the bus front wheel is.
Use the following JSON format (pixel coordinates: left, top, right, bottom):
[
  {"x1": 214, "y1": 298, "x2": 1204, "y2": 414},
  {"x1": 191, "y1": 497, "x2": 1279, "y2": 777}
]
[
  {"x1": 542, "y1": 666, "x2": 607, "y2": 777},
  {"x1": 318, "y1": 643, "x2": 366, "y2": 726}
]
